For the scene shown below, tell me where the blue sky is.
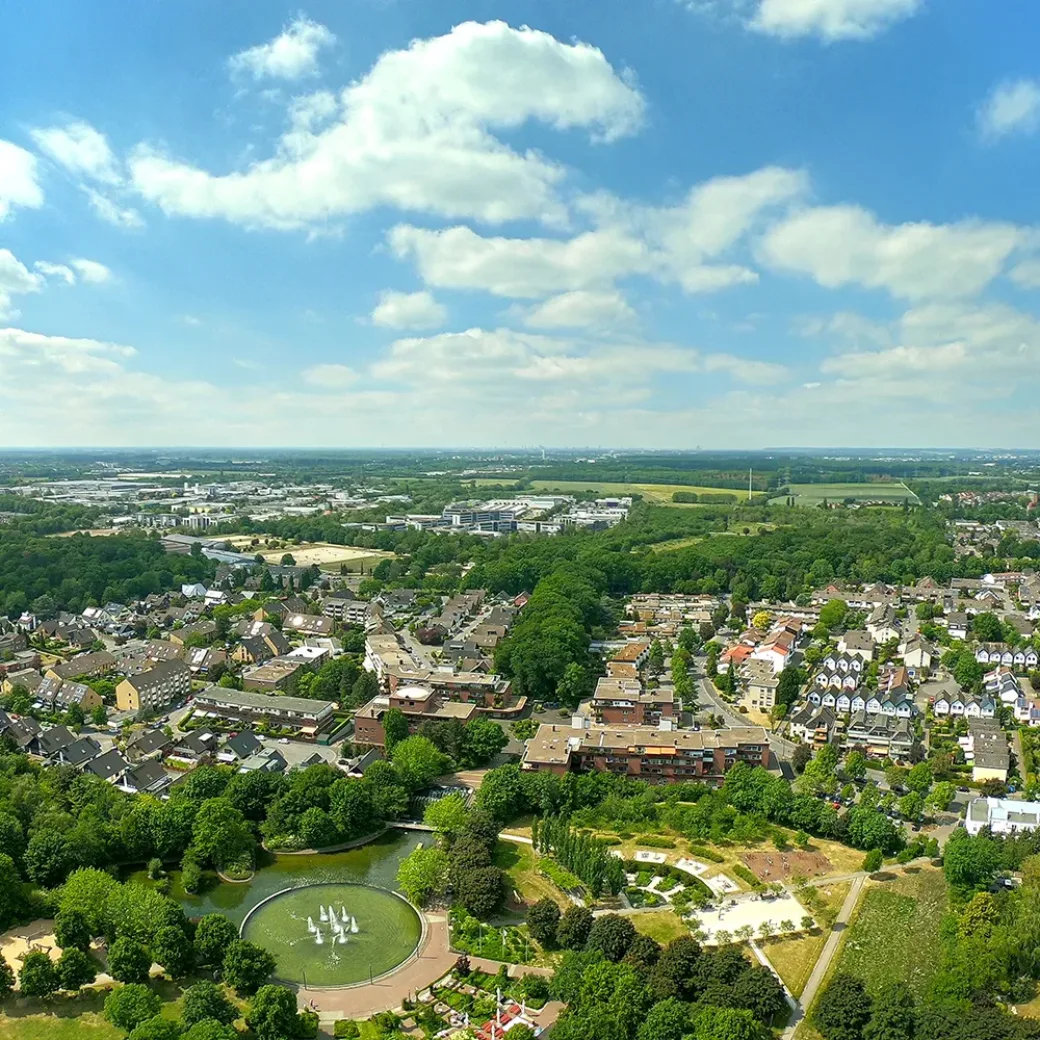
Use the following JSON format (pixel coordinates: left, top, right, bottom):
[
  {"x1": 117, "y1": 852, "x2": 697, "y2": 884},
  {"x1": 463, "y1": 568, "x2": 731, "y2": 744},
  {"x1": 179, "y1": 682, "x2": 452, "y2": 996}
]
[{"x1": 1, "y1": 0, "x2": 1039, "y2": 448}]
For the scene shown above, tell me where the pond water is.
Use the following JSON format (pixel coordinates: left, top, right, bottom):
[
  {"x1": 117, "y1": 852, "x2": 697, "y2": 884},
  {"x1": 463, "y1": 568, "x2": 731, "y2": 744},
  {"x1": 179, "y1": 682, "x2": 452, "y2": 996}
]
[
  {"x1": 242, "y1": 882, "x2": 422, "y2": 987},
  {"x1": 125, "y1": 829, "x2": 421, "y2": 926}
]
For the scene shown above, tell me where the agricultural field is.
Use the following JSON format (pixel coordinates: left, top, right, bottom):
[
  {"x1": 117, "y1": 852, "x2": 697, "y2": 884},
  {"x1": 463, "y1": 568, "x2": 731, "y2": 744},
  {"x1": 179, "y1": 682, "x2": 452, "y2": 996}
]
[
  {"x1": 649, "y1": 522, "x2": 776, "y2": 552},
  {"x1": 832, "y1": 868, "x2": 947, "y2": 1000},
  {"x1": 527, "y1": 479, "x2": 754, "y2": 504},
  {"x1": 769, "y1": 482, "x2": 920, "y2": 507}
]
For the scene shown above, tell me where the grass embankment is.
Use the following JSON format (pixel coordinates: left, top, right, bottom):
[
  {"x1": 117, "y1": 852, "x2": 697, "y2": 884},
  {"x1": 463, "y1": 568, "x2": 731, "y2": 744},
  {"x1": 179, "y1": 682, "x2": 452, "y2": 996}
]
[
  {"x1": 762, "y1": 882, "x2": 850, "y2": 998},
  {"x1": 494, "y1": 840, "x2": 572, "y2": 909},
  {"x1": 631, "y1": 911, "x2": 690, "y2": 945}
]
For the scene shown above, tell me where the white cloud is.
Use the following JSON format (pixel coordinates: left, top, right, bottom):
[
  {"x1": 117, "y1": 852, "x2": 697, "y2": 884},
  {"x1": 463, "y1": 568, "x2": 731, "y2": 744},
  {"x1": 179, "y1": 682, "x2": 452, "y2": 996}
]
[
  {"x1": 390, "y1": 167, "x2": 805, "y2": 301},
  {"x1": 518, "y1": 290, "x2": 636, "y2": 329},
  {"x1": 703, "y1": 352, "x2": 788, "y2": 383},
  {"x1": 0, "y1": 250, "x2": 44, "y2": 318},
  {"x1": 758, "y1": 204, "x2": 1024, "y2": 299},
  {"x1": 33, "y1": 261, "x2": 76, "y2": 285},
  {"x1": 302, "y1": 363, "x2": 358, "y2": 388},
  {"x1": 130, "y1": 21, "x2": 644, "y2": 229},
  {"x1": 31, "y1": 120, "x2": 121, "y2": 184},
  {"x1": 229, "y1": 17, "x2": 336, "y2": 81},
  {"x1": 84, "y1": 188, "x2": 144, "y2": 229},
  {"x1": 70, "y1": 258, "x2": 112, "y2": 284},
  {"x1": 389, "y1": 224, "x2": 651, "y2": 298},
  {"x1": 0, "y1": 141, "x2": 44, "y2": 221},
  {"x1": 977, "y1": 79, "x2": 1040, "y2": 142},
  {"x1": 1011, "y1": 259, "x2": 1040, "y2": 289},
  {"x1": 370, "y1": 290, "x2": 447, "y2": 330},
  {"x1": 749, "y1": 0, "x2": 923, "y2": 40}
]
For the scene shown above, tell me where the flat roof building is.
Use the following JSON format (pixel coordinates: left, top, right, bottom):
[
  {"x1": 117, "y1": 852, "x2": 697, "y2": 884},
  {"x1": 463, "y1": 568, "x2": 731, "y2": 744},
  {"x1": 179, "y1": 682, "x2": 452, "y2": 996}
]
[
  {"x1": 966, "y1": 796, "x2": 1040, "y2": 836},
  {"x1": 521, "y1": 722, "x2": 768, "y2": 784},
  {"x1": 193, "y1": 686, "x2": 336, "y2": 737}
]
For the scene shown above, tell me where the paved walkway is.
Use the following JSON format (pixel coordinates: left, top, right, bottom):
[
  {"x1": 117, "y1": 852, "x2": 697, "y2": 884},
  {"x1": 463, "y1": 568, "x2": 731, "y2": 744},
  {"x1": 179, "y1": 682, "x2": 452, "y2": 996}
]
[{"x1": 781, "y1": 874, "x2": 865, "y2": 1039}]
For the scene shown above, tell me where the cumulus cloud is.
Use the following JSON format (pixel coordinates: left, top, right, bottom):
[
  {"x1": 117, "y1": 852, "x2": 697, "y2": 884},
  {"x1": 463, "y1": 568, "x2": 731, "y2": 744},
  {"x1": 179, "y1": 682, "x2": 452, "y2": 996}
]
[
  {"x1": 518, "y1": 290, "x2": 637, "y2": 330},
  {"x1": 229, "y1": 17, "x2": 337, "y2": 81},
  {"x1": 370, "y1": 290, "x2": 446, "y2": 330},
  {"x1": 389, "y1": 224, "x2": 651, "y2": 298},
  {"x1": 758, "y1": 204, "x2": 1024, "y2": 299},
  {"x1": 0, "y1": 250, "x2": 44, "y2": 318},
  {"x1": 33, "y1": 261, "x2": 76, "y2": 285},
  {"x1": 750, "y1": 0, "x2": 923, "y2": 40},
  {"x1": 129, "y1": 22, "x2": 644, "y2": 230},
  {"x1": 977, "y1": 78, "x2": 1040, "y2": 143},
  {"x1": 70, "y1": 258, "x2": 112, "y2": 283},
  {"x1": 302, "y1": 363, "x2": 358, "y2": 388},
  {"x1": 31, "y1": 120, "x2": 121, "y2": 184},
  {"x1": 703, "y1": 352, "x2": 788, "y2": 383},
  {"x1": 0, "y1": 141, "x2": 44, "y2": 221},
  {"x1": 84, "y1": 188, "x2": 144, "y2": 229}
]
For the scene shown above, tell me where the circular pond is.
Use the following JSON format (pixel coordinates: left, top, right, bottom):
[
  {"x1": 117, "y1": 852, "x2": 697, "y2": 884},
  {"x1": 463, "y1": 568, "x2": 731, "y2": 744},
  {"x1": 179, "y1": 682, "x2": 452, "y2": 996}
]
[{"x1": 241, "y1": 882, "x2": 423, "y2": 987}]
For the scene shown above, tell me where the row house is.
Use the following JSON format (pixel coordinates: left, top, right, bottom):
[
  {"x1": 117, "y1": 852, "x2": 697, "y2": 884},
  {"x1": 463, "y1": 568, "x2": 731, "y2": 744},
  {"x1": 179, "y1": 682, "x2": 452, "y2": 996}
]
[
  {"x1": 788, "y1": 703, "x2": 839, "y2": 745},
  {"x1": 976, "y1": 644, "x2": 1039, "y2": 670},
  {"x1": 845, "y1": 710, "x2": 914, "y2": 760},
  {"x1": 933, "y1": 689, "x2": 997, "y2": 718}
]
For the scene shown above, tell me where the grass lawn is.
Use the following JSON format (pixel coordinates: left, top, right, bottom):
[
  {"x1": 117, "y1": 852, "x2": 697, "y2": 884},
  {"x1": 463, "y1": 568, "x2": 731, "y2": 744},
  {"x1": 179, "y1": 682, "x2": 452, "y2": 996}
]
[
  {"x1": 494, "y1": 840, "x2": 570, "y2": 909},
  {"x1": 833, "y1": 868, "x2": 947, "y2": 1001},
  {"x1": 769, "y1": 482, "x2": 920, "y2": 507},
  {"x1": 631, "y1": 910, "x2": 689, "y2": 945},
  {"x1": 0, "y1": 1011, "x2": 122, "y2": 1040}
]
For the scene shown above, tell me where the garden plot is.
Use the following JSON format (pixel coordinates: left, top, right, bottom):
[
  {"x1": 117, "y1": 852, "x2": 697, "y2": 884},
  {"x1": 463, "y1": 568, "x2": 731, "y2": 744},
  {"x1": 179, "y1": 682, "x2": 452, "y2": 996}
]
[
  {"x1": 693, "y1": 892, "x2": 811, "y2": 945},
  {"x1": 742, "y1": 848, "x2": 832, "y2": 882}
]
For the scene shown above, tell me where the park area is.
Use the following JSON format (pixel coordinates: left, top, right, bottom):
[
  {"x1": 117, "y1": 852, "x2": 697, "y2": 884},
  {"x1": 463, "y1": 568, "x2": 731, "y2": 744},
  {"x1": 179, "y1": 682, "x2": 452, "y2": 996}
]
[
  {"x1": 222, "y1": 536, "x2": 395, "y2": 573},
  {"x1": 831, "y1": 868, "x2": 948, "y2": 1000},
  {"x1": 769, "y1": 482, "x2": 921, "y2": 507}
]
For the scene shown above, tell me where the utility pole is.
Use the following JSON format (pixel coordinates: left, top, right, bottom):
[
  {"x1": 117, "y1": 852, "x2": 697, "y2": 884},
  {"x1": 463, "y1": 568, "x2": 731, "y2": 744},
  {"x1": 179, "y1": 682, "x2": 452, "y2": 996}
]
[{"x1": 749, "y1": 467, "x2": 753, "y2": 502}]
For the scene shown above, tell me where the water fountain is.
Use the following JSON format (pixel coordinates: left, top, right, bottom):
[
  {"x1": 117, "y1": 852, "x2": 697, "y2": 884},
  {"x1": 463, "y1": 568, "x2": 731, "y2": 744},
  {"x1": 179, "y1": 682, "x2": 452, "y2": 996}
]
[
  {"x1": 307, "y1": 916, "x2": 316, "y2": 933},
  {"x1": 350, "y1": 916, "x2": 359, "y2": 934},
  {"x1": 319, "y1": 906, "x2": 328, "y2": 922},
  {"x1": 315, "y1": 927, "x2": 324, "y2": 945}
]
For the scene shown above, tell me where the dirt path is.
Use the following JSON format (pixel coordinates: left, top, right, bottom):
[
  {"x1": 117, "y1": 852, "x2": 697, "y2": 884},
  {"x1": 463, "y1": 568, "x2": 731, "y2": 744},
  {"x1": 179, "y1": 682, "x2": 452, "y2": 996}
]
[{"x1": 782, "y1": 874, "x2": 865, "y2": 1039}]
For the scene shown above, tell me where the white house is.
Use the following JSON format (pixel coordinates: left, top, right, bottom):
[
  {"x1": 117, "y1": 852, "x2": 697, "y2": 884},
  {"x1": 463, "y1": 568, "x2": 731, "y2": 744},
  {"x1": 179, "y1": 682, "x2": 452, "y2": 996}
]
[{"x1": 966, "y1": 797, "x2": 1040, "y2": 836}]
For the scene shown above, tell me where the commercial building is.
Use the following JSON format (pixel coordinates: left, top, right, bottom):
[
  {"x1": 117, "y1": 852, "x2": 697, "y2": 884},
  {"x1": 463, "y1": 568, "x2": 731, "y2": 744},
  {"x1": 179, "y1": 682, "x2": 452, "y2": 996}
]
[
  {"x1": 192, "y1": 687, "x2": 336, "y2": 737},
  {"x1": 353, "y1": 685, "x2": 477, "y2": 746},
  {"x1": 115, "y1": 659, "x2": 191, "y2": 713},
  {"x1": 520, "y1": 722, "x2": 769, "y2": 784}
]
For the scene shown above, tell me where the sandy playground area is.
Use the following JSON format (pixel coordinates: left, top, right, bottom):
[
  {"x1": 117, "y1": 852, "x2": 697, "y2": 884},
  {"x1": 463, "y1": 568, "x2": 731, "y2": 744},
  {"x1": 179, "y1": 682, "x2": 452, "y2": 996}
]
[{"x1": 742, "y1": 849, "x2": 833, "y2": 882}]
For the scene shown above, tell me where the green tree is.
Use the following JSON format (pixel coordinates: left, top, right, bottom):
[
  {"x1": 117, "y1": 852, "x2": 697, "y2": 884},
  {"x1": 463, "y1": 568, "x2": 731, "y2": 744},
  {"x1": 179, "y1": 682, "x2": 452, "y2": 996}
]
[
  {"x1": 475, "y1": 764, "x2": 527, "y2": 821},
  {"x1": 19, "y1": 950, "x2": 59, "y2": 997},
  {"x1": 181, "y1": 1022, "x2": 237, "y2": 1040},
  {"x1": 153, "y1": 924, "x2": 193, "y2": 978},
  {"x1": 943, "y1": 830, "x2": 1001, "y2": 893},
  {"x1": 23, "y1": 829, "x2": 74, "y2": 887},
  {"x1": 247, "y1": 984, "x2": 300, "y2": 1040},
  {"x1": 637, "y1": 998, "x2": 690, "y2": 1040},
  {"x1": 56, "y1": 946, "x2": 97, "y2": 990},
  {"x1": 391, "y1": 736, "x2": 451, "y2": 790},
  {"x1": 0, "y1": 957, "x2": 14, "y2": 997},
  {"x1": 461, "y1": 718, "x2": 508, "y2": 767},
  {"x1": 381, "y1": 707, "x2": 409, "y2": 752},
  {"x1": 189, "y1": 798, "x2": 255, "y2": 872},
  {"x1": 844, "y1": 751, "x2": 868, "y2": 781},
  {"x1": 972, "y1": 612, "x2": 1004, "y2": 643},
  {"x1": 557, "y1": 906, "x2": 593, "y2": 950},
  {"x1": 456, "y1": 866, "x2": 504, "y2": 918},
  {"x1": 396, "y1": 846, "x2": 449, "y2": 906},
  {"x1": 815, "y1": 973, "x2": 873, "y2": 1040},
  {"x1": 182, "y1": 980, "x2": 239, "y2": 1027},
  {"x1": 423, "y1": 793, "x2": 470, "y2": 838},
  {"x1": 221, "y1": 939, "x2": 275, "y2": 994},
  {"x1": 128, "y1": 1017, "x2": 183, "y2": 1040},
  {"x1": 927, "y1": 781, "x2": 956, "y2": 814},
  {"x1": 819, "y1": 599, "x2": 848, "y2": 630},
  {"x1": 526, "y1": 898, "x2": 561, "y2": 946},
  {"x1": 105, "y1": 984, "x2": 163, "y2": 1032},
  {"x1": 109, "y1": 936, "x2": 152, "y2": 983},
  {"x1": 586, "y1": 913, "x2": 636, "y2": 962},
  {"x1": 863, "y1": 981, "x2": 915, "y2": 1040}
]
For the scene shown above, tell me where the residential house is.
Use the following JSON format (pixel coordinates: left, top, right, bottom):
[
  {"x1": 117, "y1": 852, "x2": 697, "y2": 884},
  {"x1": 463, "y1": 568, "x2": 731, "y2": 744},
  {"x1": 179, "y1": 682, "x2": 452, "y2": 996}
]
[
  {"x1": 866, "y1": 605, "x2": 901, "y2": 644},
  {"x1": 167, "y1": 729, "x2": 219, "y2": 765},
  {"x1": 218, "y1": 731, "x2": 263, "y2": 763},
  {"x1": 34, "y1": 677, "x2": 102, "y2": 714},
  {"x1": 966, "y1": 797, "x2": 1040, "y2": 836},
  {"x1": 58, "y1": 736, "x2": 102, "y2": 768},
  {"x1": 46, "y1": 650, "x2": 117, "y2": 681},
  {"x1": 118, "y1": 760, "x2": 173, "y2": 795},
  {"x1": 238, "y1": 748, "x2": 288, "y2": 773},
  {"x1": 845, "y1": 711, "x2": 913, "y2": 759},
  {"x1": 241, "y1": 657, "x2": 305, "y2": 692},
  {"x1": 900, "y1": 636, "x2": 934, "y2": 678},
  {"x1": 31, "y1": 724, "x2": 77, "y2": 760},
  {"x1": 590, "y1": 677, "x2": 675, "y2": 727},
  {"x1": 169, "y1": 619, "x2": 217, "y2": 647},
  {"x1": 322, "y1": 590, "x2": 357, "y2": 621},
  {"x1": 186, "y1": 646, "x2": 227, "y2": 675},
  {"x1": 966, "y1": 718, "x2": 1010, "y2": 783},
  {"x1": 125, "y1": 727, "x2": 172, "y2": 762},
  {"x1": 838, "y1": 630, "x2": 875, "y2": 662},
  {"x1": 84, "y1": 749, "x2": 130, "y2": 784},
  {"x1": 283, "y1": 613, "x2": 335, "y2": 637},
  {"x1": 354, "y1": 686, "x2": 477, "y2": 746},
  {"x1": 788, "y1": 703, "x2": 839, "y2": 744}
]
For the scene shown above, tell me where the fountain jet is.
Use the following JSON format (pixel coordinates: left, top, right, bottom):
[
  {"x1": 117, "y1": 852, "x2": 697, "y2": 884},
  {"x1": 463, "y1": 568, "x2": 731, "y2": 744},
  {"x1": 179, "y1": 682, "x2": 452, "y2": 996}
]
[
  {"x1": 307, "y1": 916, "x2": 316, "y2": 933},
  {"x1": 319, "y1": 906, "x2": 328, "y2": 922},
  {"x1": 350, "y1": 916, "x2": 359, "y2": 934},
  {"x1": 315, "y1": 927, "x2": 324, "y2": 945}
]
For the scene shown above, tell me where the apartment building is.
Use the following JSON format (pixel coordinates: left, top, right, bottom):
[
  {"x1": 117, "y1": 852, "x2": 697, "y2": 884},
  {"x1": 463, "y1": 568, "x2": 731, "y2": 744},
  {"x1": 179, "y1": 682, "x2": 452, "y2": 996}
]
[
  {"x1": 590, "y1": 677, "x2": 675, "y2": 727},
  {"x1": 192, "y1": 687, "x2": 336, "y2": 737},
  {"x1": 520, "y1": 722, "x2": 769, "y2": 784},
  {"x1": 115, "y1": 659, "x2": 191, "y2": 713},
  {"x1": 353, "y1": 685, "x2": 477, "y2": 746}
]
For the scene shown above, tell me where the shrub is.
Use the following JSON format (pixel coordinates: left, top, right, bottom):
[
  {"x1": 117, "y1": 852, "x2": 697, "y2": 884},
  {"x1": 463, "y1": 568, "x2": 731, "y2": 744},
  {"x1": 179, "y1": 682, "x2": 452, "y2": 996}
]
[
  {"x1": 863, "y1": 848, "x2": 883, "y2": 872},
  {"x1": 334, "y1": 1022, "x2": 361, "y2": 1039},
  {"x1": 19, "y1": 951, "x2": 59, "y2": 997},
  {"x1": 56, "y1": 946, "x2": 97, "y2": 990},
  {"x1": 732, "y1": 865, "x2": 763, "y2": 890},
  {"x1": 686, "y1": 843, "x2": 725, "y2": 863},
  {"x1": 636, "y1": 836, "x2": 676, "y2": 849},
  {"x1": 108, "y1": 936, "x2": 151, "y2": 983}
]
